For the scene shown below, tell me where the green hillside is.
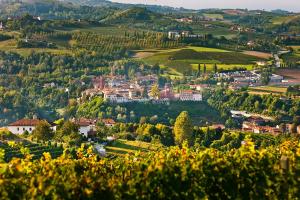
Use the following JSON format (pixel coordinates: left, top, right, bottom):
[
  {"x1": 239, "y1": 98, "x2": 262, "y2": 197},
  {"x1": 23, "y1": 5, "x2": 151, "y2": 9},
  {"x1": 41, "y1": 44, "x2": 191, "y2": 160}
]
[{"x1": 141, "y1": 46, "x2": 265, "y2": 75}]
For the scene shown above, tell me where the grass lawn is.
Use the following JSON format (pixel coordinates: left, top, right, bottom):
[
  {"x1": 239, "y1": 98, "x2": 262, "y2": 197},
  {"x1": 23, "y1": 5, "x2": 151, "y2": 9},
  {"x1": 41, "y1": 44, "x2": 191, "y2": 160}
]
[{"x1": 106, "y1": 139, "x2": 163, "y2": 156}]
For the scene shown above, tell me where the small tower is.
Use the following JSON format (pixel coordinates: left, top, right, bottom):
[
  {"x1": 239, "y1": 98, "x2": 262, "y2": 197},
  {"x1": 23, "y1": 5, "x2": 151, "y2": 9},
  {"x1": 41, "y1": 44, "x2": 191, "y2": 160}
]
[{"x1": 93, "y1": 76, "x2": 105, "y2": 89}]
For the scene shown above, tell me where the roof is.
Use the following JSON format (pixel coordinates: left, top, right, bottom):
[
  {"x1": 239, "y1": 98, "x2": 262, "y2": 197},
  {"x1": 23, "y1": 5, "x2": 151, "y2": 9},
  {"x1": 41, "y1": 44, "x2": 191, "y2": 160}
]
[
  {"x1": 74, "y1": 118, "x2": 97, "y2": 126},
  {"x1": 8, "y1": 119, "x2": 42, "y2": 126},
  {"x1": 102, "y1": 118, "x2": 116, "y2": 124}
]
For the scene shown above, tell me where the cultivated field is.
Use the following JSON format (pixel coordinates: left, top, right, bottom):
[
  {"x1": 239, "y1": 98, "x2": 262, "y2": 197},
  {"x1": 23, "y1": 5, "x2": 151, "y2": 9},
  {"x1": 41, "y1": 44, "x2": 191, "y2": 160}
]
[
  {"x1": 248, "y1": 86, "x2": 287, "y2": 96},
  {"x1": 276, "y1": 69, "x2": 300, "y2": 80},
  {"x1": 139, "y1": 46, "x2": 264, "y2": 75},
  {"x1": 106, "y1": 139, "x2": 163, "y2": 156},
  {"x1": 243, "y1": 51, "x2": 272, "y2": 59}
]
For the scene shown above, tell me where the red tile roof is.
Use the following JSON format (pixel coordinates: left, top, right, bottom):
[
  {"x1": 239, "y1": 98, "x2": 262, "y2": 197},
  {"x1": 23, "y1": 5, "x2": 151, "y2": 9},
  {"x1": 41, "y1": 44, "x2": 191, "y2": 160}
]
[
  {"x1": 74, "y1": 118, "x2": 97, "y2": 126},
  {"x1": 8, "y1": 119, "x2": 42, "y2": 126},
  {"x1": 102, "y1": 118, "x2": 116, "y2": 125}
]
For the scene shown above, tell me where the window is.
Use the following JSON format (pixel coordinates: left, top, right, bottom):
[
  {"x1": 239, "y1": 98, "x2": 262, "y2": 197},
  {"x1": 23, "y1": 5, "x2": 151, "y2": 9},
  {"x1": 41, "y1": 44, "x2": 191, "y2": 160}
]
[
  {"x1": 17, "y1": 128, "x2": 19, "y2": 131},
  {"x1": 29, "y1": 128, "x2": 32, "y2": 131},
  {"x1": 23, "y1": 128, "x2": 25, "y2": 131}
]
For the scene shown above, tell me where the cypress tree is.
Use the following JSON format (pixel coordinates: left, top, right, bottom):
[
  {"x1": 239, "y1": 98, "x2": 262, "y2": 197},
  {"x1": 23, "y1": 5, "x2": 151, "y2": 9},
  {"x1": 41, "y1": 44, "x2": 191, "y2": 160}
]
[{"x1": 174, "y1": 111, "x2": 193, "y2": 146}]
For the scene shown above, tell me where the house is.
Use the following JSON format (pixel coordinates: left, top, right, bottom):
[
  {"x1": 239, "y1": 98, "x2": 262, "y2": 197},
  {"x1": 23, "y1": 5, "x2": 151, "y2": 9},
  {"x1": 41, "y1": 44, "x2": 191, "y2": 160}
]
[
  {"x1": 176, "y1": 18, "x2": 193, "y2": 23},
  {"x1": 269, "y1": 74, "x2": 284, "y2": 83},
  {"x1": 189, "y1": 84, "x2": 208, "y2": 91},
  {"x1": 181, "y1": 31, "x2": 191, "y2": 37},
  {"x1": 6, "y1": 119, "x2": 55, "y2": 135},
  {"x1": 102, "y1": 119, "x2": 116, "y2": 127},
  {"x1": 175, "y1": 90, "x2": 202, "y2": 101},
  {"x1": 168, "y1": 31, "x2": 181, "y2": 39},
  {"x1": 247, "y1": 40, "x2": 255, "y2": 46},
  {"x1": 73, "y1": 118, "x2": 97, "y2": 137},
  {"x1": 242, "y1": 122, "x2": 282, "y2": 135}
]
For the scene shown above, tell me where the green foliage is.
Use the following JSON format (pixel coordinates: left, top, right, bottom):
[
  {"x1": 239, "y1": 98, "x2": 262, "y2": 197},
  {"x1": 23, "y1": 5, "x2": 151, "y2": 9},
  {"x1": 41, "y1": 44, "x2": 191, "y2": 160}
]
[
  {"x1": 32, "y1": 120, "x2": 54, "y2": 141},
  {"x1": 174, "y1": 111, "x2": 193, "y2": 146},
  {"x1": 0, "y1": 140, "x2": 300, "y2": 199},
  {"x1": 207, "y1": 88, "x2": 300, "y2": 121},
  {"x1": 149, "y1": 84, "x2": 160, "y2": 99}
]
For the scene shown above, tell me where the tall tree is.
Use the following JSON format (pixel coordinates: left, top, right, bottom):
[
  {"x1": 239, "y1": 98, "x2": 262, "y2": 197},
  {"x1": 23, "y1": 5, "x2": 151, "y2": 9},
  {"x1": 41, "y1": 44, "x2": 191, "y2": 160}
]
[
  {"x1": 149, "y1": 84, "x2": 160, "y2": 99},
  {"x1": 214, "y1": 63, "x2": 218, "y2": 73},
  {"x1": 203, "y1": 64, "x2": 207, "y2": 74},
  {"x1": 174, "y1": 111, "x2": 193, "y2": 146},
  {"x1": 197, "y1": 64, "x2": 201, "y2": 77},
  {"x1": 32, "y1": 120, "x2": 54, "y2": 141}
]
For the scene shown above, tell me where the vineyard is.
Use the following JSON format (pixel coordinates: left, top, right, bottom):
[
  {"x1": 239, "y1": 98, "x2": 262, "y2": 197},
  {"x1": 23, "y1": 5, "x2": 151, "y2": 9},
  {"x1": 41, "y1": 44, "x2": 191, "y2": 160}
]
[
  {"x1": 0, "y1": 132, "x2": 63, "y2": 162},
  {"x1": 71, "y1": 32, "x2": 181, "y2": 57},
  {"x1": 0, "y1": 140, "x2": 300, "y2": 199}
]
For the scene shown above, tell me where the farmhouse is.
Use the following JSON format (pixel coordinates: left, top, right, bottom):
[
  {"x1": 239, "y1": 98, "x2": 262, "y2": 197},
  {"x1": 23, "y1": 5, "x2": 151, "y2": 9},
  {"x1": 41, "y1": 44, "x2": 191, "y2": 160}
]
[
  {"x1": 73, "y1": 118, "x2": 116, "y2": 137},
  {"x1": 72, "y1": 118, "x2": 97, "y2": 137},
  {"x1": 6, "y1": 119, "x2": 55, "y2": 135},
  {"x1": 102, "y1": 118, "x2": 116, "y2": 127}
]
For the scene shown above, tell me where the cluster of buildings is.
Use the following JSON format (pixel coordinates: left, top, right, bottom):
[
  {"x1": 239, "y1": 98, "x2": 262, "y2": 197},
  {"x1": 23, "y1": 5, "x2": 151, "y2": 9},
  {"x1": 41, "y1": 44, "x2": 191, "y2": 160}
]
[
  {"x1": 230, "y1": 25, "x2": 256, "y2": 33},
  {"x1": 215, "y1": 70, "x2": 284, "y2": 90},
  {"x1": 175, "y1": 18, "x2": 193, "y2": 23},
  {"x1": 4, "y1": 118, "x2": 116, "y2": 138},
  {"x1": 82, "y1": 75, "x2": 203, "y2": 103},
  {"x1": 231, "y1": 111, "x2": 283, "y2": 135},
  {"x1": 241, "y1": 117, "x2": 282, "y2": 135},
  {"x1": 168, "y1": 31, "x2": 203, "y2": 40}
]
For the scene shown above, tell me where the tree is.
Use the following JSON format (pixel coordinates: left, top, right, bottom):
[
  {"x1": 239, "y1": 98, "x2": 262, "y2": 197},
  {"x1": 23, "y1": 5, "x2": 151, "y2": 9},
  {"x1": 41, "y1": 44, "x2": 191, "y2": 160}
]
[
  {"x1": 197, "y1": 64, "x2": 201, "y2": 77},
  {"x1": 214, "y1": 63, "x2": 218, "y2": 73},
  {"x1": 203, "y1": 64, "x2": 207, "y2": 74},
  {"x1": 149, "y1": 84, "x2": 160, "y2": 99},
  {"x1": 32, "y1": 120, "x2": 54, "y2": 141},
  {"x1": 174, "y1": 111, "x2": 193, "y2": 146},
  {"x1": 55, "y1": 121, "x2": 82, "y2": 146}
]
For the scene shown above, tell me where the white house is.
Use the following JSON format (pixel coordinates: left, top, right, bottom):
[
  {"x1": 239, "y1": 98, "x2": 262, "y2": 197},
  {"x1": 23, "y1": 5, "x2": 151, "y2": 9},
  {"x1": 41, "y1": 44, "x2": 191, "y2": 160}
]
[
  {"x1": 175, "y1": 90, "x2": 202, "y2": 101},
  {"x1": 6, "y1": 119, "x2": 56, "y2": 135},
  {"x1": 74, "y1": 118, "x2": 97, "y2": 138}
]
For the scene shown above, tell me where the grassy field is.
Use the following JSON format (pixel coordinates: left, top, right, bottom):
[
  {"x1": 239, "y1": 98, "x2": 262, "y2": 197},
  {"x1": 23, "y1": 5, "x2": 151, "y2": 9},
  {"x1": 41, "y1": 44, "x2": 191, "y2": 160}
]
[
  {"x1": 248, "y1": 86, "x2": 287, "y2": 95},
  {"x1": 106, "y1": 139, "x2": 163, "y2": 156},
  {"x1": 138, "y1": 46, "x2": 263, "y2": 75}
]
